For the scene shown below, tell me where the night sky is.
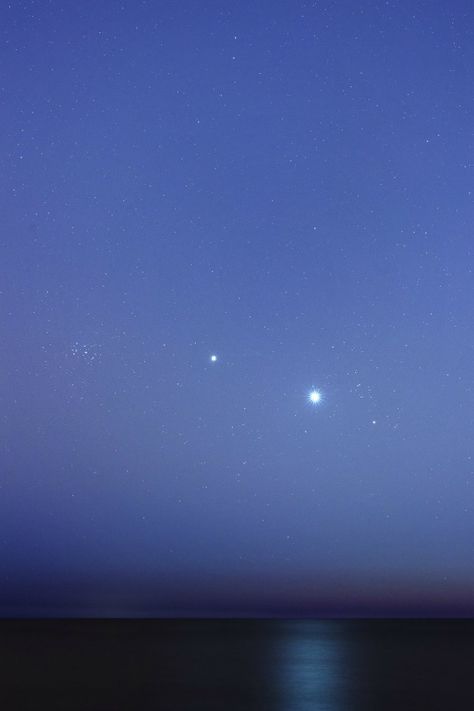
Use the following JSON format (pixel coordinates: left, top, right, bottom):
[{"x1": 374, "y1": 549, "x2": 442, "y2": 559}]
[{"x1": 2, "y1": 1, "x2": 473, "y2": 616}]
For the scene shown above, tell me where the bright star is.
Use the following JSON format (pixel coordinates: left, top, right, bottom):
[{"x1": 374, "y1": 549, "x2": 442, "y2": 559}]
[
  {"x1": 309, "y1": 390, "x2": 321, "y2": 404},
  {"x1": 210, "y1": 354, "x2": 217, "y2": 362}
]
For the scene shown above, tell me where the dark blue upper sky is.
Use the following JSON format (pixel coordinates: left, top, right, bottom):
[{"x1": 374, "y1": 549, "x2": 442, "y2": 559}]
[{"x1": 1, "y1": 0, "x2": 473, "y2": 616}]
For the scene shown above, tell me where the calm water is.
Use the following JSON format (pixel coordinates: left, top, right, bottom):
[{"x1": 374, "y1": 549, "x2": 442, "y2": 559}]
[{"x1": 0, "y1": 620, "x2": 472, "y2": 710}]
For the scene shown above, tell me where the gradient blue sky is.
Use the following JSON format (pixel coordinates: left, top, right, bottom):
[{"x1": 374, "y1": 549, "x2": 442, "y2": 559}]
[{"x1": 1, "y1": 0, "x2": 473, "y2": 616}]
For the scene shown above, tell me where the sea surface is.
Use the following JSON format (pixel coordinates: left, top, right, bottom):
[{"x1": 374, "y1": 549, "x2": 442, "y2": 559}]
[{"x1": 0, "y1": 619, "x2": 472, "y2": 710}]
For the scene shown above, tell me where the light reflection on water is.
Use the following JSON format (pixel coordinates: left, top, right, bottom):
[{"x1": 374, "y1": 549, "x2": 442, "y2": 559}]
[{"x1": 274, "y1": 621, "x2": 348, "y2": 711}]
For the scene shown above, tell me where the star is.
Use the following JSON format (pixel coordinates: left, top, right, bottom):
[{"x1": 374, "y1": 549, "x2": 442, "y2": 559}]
[
  {"x1": 309, "y1": 390, "x2": 322, "y2": 404},
  {"x1": 210, "y1": 354, "x2": 218, "y2": 362}
]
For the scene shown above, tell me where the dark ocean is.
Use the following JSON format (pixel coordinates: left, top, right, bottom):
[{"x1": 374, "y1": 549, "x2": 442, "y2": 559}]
[{"x1": 0, "y1": 619, "x2": 472, "y2": 710}]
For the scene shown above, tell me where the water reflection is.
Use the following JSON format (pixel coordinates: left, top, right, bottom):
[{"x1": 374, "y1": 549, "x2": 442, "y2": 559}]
[{"x1": 273, "y1": 621, "x2": 348, "y2": 710}]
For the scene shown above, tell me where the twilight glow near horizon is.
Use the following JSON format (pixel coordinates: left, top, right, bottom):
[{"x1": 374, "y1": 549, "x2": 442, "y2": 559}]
[{"x1": 1, "y1": 0, "x2": 473, "y2": 616}]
